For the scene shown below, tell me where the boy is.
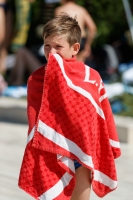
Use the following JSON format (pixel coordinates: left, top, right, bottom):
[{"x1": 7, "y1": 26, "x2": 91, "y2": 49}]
[{"x1": 18, "y1": 14, "x2": 121, "y2": 200}]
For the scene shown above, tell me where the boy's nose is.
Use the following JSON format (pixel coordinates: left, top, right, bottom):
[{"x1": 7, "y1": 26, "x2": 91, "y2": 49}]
[{"x1": 50, "y1": 47, "x2": 56, "y2": 54}]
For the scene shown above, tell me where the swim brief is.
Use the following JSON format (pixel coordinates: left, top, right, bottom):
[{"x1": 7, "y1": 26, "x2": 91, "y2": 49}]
[{"x1": 74, "y1": 160, "x2": 82, "y2": 170}]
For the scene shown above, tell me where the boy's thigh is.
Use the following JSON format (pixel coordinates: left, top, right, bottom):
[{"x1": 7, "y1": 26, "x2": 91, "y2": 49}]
[{"x1": 71, "y1": 166, "x2": 91, "y2": 200}]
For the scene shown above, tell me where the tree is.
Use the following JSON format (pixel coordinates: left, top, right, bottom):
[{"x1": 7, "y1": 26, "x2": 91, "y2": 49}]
[{"x1": 77, "y1": 0, "x2": 133, "y2": 46}]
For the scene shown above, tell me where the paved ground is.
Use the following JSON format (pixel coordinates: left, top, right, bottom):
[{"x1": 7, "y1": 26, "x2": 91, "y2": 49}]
[{"x1": 0, "y1": 121, "x2": 133, "y2": 200}]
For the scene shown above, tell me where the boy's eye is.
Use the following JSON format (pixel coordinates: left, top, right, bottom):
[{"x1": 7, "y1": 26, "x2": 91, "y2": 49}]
[
  {"x1": 56, "y1": 45, "x2": 62, "y2": 48},
  {"x1": 44, "y1": 44, "x2": 50, "y2": 47}
]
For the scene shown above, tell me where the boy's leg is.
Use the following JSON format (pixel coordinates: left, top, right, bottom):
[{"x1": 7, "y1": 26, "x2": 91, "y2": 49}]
[{"x1": 71, "y1": 166, "x2": 91, "y2": 200}]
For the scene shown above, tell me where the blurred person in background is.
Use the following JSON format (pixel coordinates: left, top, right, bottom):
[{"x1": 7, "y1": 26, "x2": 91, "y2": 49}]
[
  {"x1": 8, "y1": 47, "x2": 42, "y2": 86},
  {"x1": 0, "y1": 0, "x2": 8, "y2": 74},
  {"x1": 1, "y1": 0, "x2": 35, "y2": 56},
  {"x1": 54, "y1": 0, "x2": 97, "y2": 63},
  {"x1": 0, "y1": 0, "x2": 42, "y2": 86},
  {"x1": 10, "y1": 0, "x2": 35, "y2": 52},
  {"x1": 0, "y1": 0, "x2": 6, "y2": 44},
  {"x1": 0, "y1": 0, "x2": 8, "y2": 94}
]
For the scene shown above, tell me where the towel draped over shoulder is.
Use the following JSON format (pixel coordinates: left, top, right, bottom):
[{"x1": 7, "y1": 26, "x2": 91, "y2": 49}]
[{"x1": 18, "y1": 54, "x2": 121, "y2": 200}]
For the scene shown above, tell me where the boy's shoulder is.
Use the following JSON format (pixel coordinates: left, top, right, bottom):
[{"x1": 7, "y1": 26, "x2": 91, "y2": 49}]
[
  {"x1": 84, "y1": 64, "x2": 102, "y2": 80},
  {"x1": 28, "y1": 65, "x2": 46, "y2": 84},
  {"x1": 32, "y1": 65, "x2": 46, "y2": 76}
]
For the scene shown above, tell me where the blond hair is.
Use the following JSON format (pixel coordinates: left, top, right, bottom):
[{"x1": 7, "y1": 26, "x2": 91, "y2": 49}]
[{"x1": 42, "y1": 13, "x2": 81, "y2": 47}]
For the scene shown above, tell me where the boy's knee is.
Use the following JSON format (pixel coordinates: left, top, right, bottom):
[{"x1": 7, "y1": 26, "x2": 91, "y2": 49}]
[
  {"x1": 71, "y1": 166, "x2": 91, "y2": 200},
  {"x1": 75, "y1": 166, "x2": 91, "y2": 184}
]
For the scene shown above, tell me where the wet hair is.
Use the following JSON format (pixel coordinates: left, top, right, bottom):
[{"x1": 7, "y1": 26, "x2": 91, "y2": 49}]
[{"x1": 42, "y1": 13, "x2": 81, "y2": 47}]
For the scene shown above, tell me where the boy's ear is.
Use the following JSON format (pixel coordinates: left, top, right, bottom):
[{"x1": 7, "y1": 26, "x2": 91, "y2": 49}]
[{"x1": 72, "y1": 43, "x2": 80, "y2": 56}]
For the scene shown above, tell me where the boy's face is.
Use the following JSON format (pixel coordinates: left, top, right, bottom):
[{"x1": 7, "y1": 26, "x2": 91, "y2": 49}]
[{"x1": 44, "y1": 34, "x2": 80, "y2": 60}]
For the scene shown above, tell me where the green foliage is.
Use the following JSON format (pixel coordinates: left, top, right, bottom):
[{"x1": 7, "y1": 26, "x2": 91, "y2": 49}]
[
  {"x1": 76, "y1": 0, "x2": 133, "y2": 46},
  {"x1": 76, "y1": 0, "x2": 85, "y2": 6}
]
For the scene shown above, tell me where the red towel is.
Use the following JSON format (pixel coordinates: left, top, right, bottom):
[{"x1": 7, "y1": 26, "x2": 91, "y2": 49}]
[{"x1": 18, "y1": 54, "x2": 121, "y2": 199}]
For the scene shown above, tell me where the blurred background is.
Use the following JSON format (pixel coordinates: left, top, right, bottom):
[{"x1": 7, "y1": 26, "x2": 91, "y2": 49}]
[{"x1": 0, "y1": 0, "x2": 133, "y2": 199}]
